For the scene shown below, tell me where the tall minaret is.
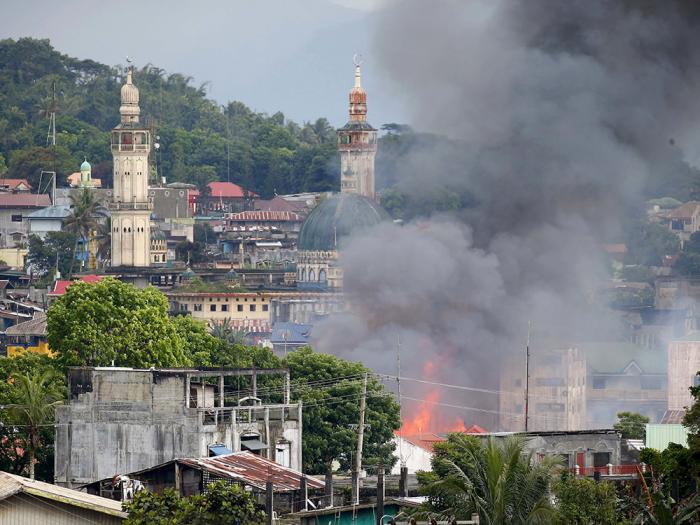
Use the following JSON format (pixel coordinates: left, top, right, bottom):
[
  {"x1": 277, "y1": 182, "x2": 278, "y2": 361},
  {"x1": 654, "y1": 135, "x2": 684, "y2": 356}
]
[
  {"x1": 109, "y1": 65, "x2": 151, "y2": 267},
  {"x1": 338, "y1": 57, "x2": 378, "y2": 200}
]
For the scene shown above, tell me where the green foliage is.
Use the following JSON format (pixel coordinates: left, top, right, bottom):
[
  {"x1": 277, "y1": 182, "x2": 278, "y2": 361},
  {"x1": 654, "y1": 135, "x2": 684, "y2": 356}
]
[
  {"x1": 634, "y1": 491, "x2": 700, "y2": 525},
  {"x1": 620, "y1": 265, "x2": 656, "y2": 284},
  {"x1": 625, "y1": 219, "x2": 680, "y2": 266},
  {"x1": 0, "y1": 38, "x2": 339, "y2": 199},
  {"x1": 47, "y1": 278, "x2": 191, "y2": 369},
  {"x1": 26, "y1": 231, "x2": 76, "y2": 279},
  {"x1": 640, "y1": 445, "x2": 697, "y2": 500},
  {"x1": 0, "y1": 353, "x2": 65, "y2": 481},
  {"x1": 673, "y1": 253, "x2": 700, "y2": 277},
  {"x1": 285, "y1": 347, "x2": 401, "y2": 474},
  {"x1": 553, "y1": 475, "x2": 618, "y2": 525},
  {"x1": 124, "y1": 481, "x2": 264, "y2": 525},
  {"x1": 419, "y1": 433, "x2": 559, "y2": 524},
  {"x1": 607, "y1": 288, "x2": 655, "y2": 308},
  {"x1": 683, "y1": 372, "x2": 700, "y2": 486},
  {"x1": 172, "y1": 316, "x2": 224, "y2": 365},
  {"x1": 614, "y1": 411, "x2": 650, "y2": 440}
]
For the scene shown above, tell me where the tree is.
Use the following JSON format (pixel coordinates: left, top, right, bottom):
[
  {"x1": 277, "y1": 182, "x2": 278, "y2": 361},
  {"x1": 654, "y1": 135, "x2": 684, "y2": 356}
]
[
  {"x1": 553, "y1": 475, "x2": 618, "y2": 525},
  {"x1": 9, "y1": 370, "x2": 64, "y2": 479},
  {"x1": 63, "y1": 187, "x2": 105, "y2": 277},
  {"x1": 0, "y1": 353, "x2": 65, "y2": 481},
  {"x1": 124, "y1": 480, "x2": 264, "y2": 525},
  {"x1": 614, "y1": 411, "x2": 650, "y2": 440},
  {"x1": 634, "y1": 491, "x2": 700, "y2": 525},
  {"x1": 419, "y1": 433, "x2": 559, "y2": 524},
  {"x1": 172, "y1": 315, "x2": 224, "y2": 365},
  {"x1": 683, "y1": 371, "x2": 700, "y2": 480},
  {"x1": 47, "y1": 278, "x2": 191, "y2": 369},
  {"x1": 285, "y1": 347, "x2": 401, "y2": 475},
  {"x1": 26, "y1": 231, "x2": 76, "y2": 279}
]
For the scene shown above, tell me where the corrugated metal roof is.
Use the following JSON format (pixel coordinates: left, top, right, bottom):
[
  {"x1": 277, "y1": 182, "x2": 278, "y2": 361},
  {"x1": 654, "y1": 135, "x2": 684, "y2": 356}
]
[
  {"x1": 0, "y1": 471, "x2": 127, "y2": 518},
  {"x1": 26, "y1": 204, "x2": 72, "y2": 219},
  {"x1": 645, "y1": 424, "x2": 689, "y2": 450},
  {"x1": 5, "y1": 311, "x2": 47, "y2": 337},
  {"x1": 227, "y1": 210, "x2": 304, "y2": 222},
  {"x1": 178, "y1": 452, "x2": 324, "y2": 492},
  {"x1": 0, "y1": 194, "x2": 51, "y2": 208}
]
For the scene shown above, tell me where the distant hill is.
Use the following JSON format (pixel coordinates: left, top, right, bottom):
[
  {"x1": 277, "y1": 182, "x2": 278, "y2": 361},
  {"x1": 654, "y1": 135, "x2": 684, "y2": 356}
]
[{"x1": 0, "y1": 37, "x2": 340, "y2": 198}]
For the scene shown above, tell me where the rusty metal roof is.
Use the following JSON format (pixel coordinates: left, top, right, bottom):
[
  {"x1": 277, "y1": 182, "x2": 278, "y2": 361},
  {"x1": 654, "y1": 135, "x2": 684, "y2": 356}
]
[{"x1": 178, "y1": 452, "x2": 324, "y2": 492}]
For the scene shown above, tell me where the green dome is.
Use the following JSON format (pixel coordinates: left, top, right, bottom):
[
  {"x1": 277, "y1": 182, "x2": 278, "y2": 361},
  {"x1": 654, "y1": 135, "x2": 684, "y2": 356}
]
[
  {"x1": 297, "y1": 193, "x2": 389, "y2": 251},
  {"x1": 226, "y1": 268, "x2": 239, "y2": 279},
  {"x1": 181, "y1": 267, "x2": 196, "y2": 280},
  {"x1": 80, "y1": 159, "x2": 91, "y2": 171}
]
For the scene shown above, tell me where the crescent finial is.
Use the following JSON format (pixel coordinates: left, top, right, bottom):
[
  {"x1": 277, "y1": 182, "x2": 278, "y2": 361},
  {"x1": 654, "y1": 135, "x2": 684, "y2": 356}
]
[{"x1": 353, "y1": 54, "x2": 363, "y2": 67}]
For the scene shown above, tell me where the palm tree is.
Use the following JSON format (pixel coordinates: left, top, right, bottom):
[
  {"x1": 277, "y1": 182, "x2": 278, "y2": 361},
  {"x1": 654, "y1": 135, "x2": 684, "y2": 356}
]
[
  {"x1": 10, "y1": 371, "x2": 63, "y2": 479},
  {"x1": 428, "y1": 436, "x2": 559, "y2": 525},
  {"x1": 64, "y1": 188, "x2": 105, "y2": 278},
  {"x1": 209, "y1": 319, "x2": 248, "y2": 346}
]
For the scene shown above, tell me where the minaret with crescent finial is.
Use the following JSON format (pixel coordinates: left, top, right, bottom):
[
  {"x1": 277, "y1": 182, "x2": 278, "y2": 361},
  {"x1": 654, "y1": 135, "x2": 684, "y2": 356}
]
[
  {"x1": 109, "y1": 59, "x2": 152, "y2": 267},
  {"x1": 337, "y1": 56, "x2": 378, "y2": 200}
]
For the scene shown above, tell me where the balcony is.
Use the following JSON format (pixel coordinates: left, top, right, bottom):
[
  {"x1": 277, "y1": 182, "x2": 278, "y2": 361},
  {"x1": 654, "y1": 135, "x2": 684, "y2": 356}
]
[
  {"x1": 111, "y1": 144, "x2": 149, "y2": 152},
  {"x1": 108, "y1": 200, "x2": 153, "y2": 211},
  {"x1": 569, "y1": 464, "x2": 642, "y2": 478}
]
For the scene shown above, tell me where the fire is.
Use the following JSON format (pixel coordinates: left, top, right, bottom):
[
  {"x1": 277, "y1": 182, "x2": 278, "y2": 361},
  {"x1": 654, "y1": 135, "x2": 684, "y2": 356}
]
[{"x1": 398, "y1": 390, "x2": 439, "y2": 435}]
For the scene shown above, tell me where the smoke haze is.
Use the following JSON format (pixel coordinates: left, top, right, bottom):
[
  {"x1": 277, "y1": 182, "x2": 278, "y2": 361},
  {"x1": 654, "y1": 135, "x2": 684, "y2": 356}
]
[{"x1": 311, "y1": 0, "x2": 700, "y2": 429}]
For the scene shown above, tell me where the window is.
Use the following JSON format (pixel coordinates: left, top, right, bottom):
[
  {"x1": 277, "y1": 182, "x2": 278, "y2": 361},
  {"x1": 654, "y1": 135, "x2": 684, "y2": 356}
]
[
  {"x1": 262, "y1": 304, "x2": 269, "y2": 312},
  {"x1": 180, "y1": 303, "x2": 188, "y2": 311},
  {"x1": 309, "y1": 269, "x2": 316, "y2": 281},
  {"x1": 221, "y1": 304, "x2": 228, "y2": 312},
  {"x1": 319, "y1": 269, "x2": 327, "y2": 282},
  {"x1": 210, "y1": 304, "x2": 217, "y2": 312},
  {"x1": 237, "y1": 305, "x2": 243, "y2": 312},
  {"x1": 194, "y1": 304, "x2": 202, "y2": 312},
  {"x1": 535, "y1": 377, "x2": 565, "y2": 387},
  {"x1": 11, "y1": 214, "x2": 22, "y2": 222},
  {"x1": 559, "y1": 454, "x2": 572, "y2": 467},
  {"x1": 250, "y1": 304, "x2": 256, "y2": 312},
  {"x1": 592, "y1": 377, "x2": 606, "y2": 389},
  {"x1": 641, "y1": 376, "x2": 663, "y2": 390},
  {"x1": 593, "y1": 452, "x2": 611, "y2": 468}
]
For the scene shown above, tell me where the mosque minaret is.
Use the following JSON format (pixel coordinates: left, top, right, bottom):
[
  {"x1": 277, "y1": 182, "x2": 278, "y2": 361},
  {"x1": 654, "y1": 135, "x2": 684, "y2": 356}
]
[{"x1": 109, "y1": 65, "x2": 152, "y2": 267}]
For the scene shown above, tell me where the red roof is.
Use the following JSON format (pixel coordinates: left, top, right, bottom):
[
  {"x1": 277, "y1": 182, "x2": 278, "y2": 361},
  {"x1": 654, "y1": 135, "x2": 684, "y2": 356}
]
[
  {"x1": 226, "y1": 210, "x2": 304, "y2": 222},
  {"x1": 0, "y1": 194, "x2": 51, "y2": 208},
  {"x1": 463, "y1": 424, "x2": 488, "y2": 434},
  {"x1": 49, "y1": 275, "x2": 104, "y2": 296},
  {"x1": 207, "y1": 182, "x2": 257, "y2": 199},
  {"x1": 0, "y1": 179, "x2": 32, "y2": 191}
]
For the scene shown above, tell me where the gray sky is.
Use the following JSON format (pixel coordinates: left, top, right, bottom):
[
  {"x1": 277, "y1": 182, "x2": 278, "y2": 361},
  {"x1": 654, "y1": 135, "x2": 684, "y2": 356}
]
[{"x1": 1, "y1": 0, "x2": 406, "y2": 128}]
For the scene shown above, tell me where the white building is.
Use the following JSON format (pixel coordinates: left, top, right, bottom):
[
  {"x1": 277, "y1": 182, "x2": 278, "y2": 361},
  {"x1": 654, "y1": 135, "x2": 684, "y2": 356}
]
[
  {"x1": 391, "y1": 433, "x2": 445, "y2": 475},
  {"x1": 109, "y1": 67, "x2": 151, "y2": 267}
]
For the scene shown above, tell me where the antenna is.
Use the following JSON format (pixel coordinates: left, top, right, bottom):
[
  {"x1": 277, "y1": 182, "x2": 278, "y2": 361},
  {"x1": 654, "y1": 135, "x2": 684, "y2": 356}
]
[{"x1": 525, "y1": 321, "x2": 531, "y2": 432}]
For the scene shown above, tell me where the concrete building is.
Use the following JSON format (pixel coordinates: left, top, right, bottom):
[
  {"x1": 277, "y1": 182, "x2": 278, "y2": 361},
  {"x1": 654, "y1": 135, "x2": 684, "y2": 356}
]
[
  {"x1": 109, "y1": 67, "x2": 151, "y2": 267},
  {"x1": 667, "y1": 335, "x2": 700, "y2": 411},
  {"x1": 499, "y1": 347, "x2": 587, "y2": 432},
  {"x1": 0, "y1": 471, "x2": 126, "y2": 524},
  {"x1": 198, "y1": 181, "x2": 256, "y2": 215},
  {"x1": 55, "y1": 367, "x2": 302, "y2": 487},
  {"x1": 0, "y1": 179, "x2": 32, "y2": 193},
  {"x1": 664, "y1": 201, "x2": 700, "y2": 246},
  {"x1": 27, "y1": 204, "x2": 71, "y2": 239},
  {"x1": 0, "y1": 193, "x2": 51, "y2": 248}
]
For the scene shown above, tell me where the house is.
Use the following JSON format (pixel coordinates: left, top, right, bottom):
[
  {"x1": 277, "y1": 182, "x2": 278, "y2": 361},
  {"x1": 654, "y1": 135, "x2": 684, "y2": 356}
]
[
  {"x1": 221, "y1": 210, "x2": 305, "y2": 257},
  {"x1": 83, "y1": 452, "x2": 324, "y2": 514},
  {"x1": 664, "y1": 201, "x2": 700, "y2": 246},
  {"x1": 391, "y1": 433, "x2": 445, "y2": 475},
  {"x1": 5, "y1": 312, "x2": 51, "y2": 358},
  {"x1": 0, "y1": 471, "x2": 126, "y2": 524},
  {"x1": 479, "y1": 429, "x2": 638, "y2": 478},
  {"x1": 55, "y1": 367, "x2": 303, "y2": 487},
  {"x1": 167, "y1": 290, "x2": 274, "y2": 330},
  {"x1": 0, "y1": 193, "x2": 52, "y2": 248},
  {"x1": 0, "y1": 179, "x2": 32, "y2": 193},
  {"x1": 26, "y1": 205, "x2": 72, "y2": 239},
  {"x1": 198, "y1": 181, "x2": 257, "y2": 214},
  {"x1": 254, "y1": 195, "x2": 308, "y2": 214},
  {"x1": 269, "y1": 322, "x2": 312, "y2": 354}
]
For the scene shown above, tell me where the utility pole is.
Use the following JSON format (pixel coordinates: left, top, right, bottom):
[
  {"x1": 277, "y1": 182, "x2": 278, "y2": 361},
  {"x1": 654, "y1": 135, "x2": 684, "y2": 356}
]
[
  {"x1": 524, "y1": 321, "x2": 531, "y2": 432},
  {"x1": 354, "y1": 372, "x2": 368, "y2": 505},
  {"x1": 397, "y1": 334, "x2": 408, "y2": 497}
]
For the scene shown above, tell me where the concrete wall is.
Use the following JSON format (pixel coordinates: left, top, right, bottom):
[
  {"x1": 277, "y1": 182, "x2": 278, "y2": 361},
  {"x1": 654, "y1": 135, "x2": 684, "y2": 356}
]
[
  {"x1": 55, "y1": 368, "x2": 302, "y2": 487},
  {"x1": 668, "y1": 339, "x2": 700, "y2": 410}
]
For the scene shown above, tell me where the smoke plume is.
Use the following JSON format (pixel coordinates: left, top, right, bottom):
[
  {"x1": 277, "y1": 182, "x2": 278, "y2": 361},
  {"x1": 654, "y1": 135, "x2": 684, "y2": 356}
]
[{"x1": 310, "y1": 0, "x2": 700, "y2": 430}]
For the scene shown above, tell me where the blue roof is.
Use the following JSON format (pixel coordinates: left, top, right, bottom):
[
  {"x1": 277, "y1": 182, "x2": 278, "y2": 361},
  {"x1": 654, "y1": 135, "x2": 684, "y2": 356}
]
[
  {"x1": 26, "y1": 205, "x2": 71, "y2": 220},
  {"x1": 270, "y1": 323, "x2": 312, "y2": 345},
  {"x1": 208, "y1": 444, "x2": 233, "y2": 456}
]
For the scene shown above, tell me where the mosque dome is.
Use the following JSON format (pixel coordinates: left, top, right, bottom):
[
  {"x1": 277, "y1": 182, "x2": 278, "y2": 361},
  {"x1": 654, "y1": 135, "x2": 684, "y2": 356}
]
[
  {"x1": 80, "y1": 159, "x2": 91, "y2": 171},
  {"x1": 181, "y1": 267, "x2": 196, "y2": 281},
  {"x1": 297, "y1": 193, "x2": 389, "y2": 252},
  {"x1": 120, "y1": 69, "x2": 139, "y2": 105}
]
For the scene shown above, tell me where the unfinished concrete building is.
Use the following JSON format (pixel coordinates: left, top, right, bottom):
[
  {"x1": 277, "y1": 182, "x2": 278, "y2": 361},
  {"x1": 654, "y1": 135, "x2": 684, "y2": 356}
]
[{"x1": 55, "y1": 367, "x2": 302, "y2": 488}]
